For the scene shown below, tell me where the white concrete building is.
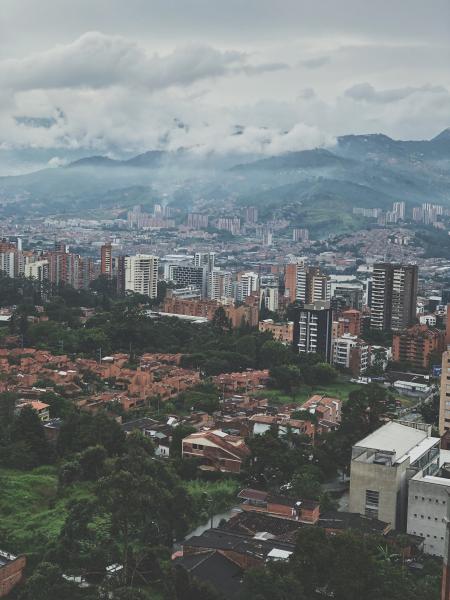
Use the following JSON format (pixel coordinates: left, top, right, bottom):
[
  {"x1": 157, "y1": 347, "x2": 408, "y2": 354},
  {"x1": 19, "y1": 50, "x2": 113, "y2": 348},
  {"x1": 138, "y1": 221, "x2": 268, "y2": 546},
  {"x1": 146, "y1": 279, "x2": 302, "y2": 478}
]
[
  {"x1": 237, "y1": 272, "x2": 259, "y2": 301},
  {"x1": 0, "y1": 251, "x2": 17, "y2": 278},
  {"x1": 419, "y1": 314, "x2": 437, "y2": 326},
  {"x1": 124, "y1": 254, "x2": 159, "y2": 298},
  {"x1": 407, "y1": 451, "x2": 450, "y2": 556},
  {"x1": 349, "y1": 421, "x2": 440, "y2": 530},
  {"x1": 260, "y1": 287, "x2": 279, "y2": 312},
  {"x1": 207, "y1": 269, "x2": 233, "y2": 300},
  {"x1": 332, "y1": 334, "x2": 369, "y2": 375},
  {"x1": 25, "y1": 259, "x2": 49, "y2": 282}
]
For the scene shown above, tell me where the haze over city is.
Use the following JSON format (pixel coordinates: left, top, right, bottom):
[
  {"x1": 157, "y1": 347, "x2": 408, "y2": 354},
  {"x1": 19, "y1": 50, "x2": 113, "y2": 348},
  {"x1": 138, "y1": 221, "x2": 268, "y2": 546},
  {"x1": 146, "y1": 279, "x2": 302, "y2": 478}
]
[{"x1": 2, "y1": 2, "x2": 450, "y2": 600}]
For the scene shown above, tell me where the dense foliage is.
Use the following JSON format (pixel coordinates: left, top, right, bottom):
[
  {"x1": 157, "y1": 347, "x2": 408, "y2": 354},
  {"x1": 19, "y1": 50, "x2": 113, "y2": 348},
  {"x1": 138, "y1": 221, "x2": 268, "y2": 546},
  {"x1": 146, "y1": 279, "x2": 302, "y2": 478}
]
[{"x1": 243, "y1": 527, "x2": 440, "y2": 600}]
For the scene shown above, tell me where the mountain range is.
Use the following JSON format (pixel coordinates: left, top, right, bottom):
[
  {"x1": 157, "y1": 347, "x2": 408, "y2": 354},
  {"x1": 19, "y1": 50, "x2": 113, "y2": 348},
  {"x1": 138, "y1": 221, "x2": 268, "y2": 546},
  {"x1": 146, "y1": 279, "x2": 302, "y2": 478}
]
[{"x1": 1, "y1": 129, "x2": 450, "y2": 235}]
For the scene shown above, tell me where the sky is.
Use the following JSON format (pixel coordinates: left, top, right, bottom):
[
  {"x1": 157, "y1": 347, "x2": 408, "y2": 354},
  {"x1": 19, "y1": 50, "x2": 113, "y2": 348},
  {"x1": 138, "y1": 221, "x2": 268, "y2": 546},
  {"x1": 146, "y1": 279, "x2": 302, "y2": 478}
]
[{"x1": 1, "y1": 0, "x2": 450, "y2": 163}]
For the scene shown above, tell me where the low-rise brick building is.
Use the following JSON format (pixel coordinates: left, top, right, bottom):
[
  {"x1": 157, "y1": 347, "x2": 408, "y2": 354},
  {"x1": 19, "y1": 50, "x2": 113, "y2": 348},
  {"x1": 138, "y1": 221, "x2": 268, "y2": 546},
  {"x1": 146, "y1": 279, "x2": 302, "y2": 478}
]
[
  {"x1": 258, "y1": 320, "x2": 294, "y2": 344},
  {"x1": 182, "y1": 429, "x2": 250, "y2": 473}
]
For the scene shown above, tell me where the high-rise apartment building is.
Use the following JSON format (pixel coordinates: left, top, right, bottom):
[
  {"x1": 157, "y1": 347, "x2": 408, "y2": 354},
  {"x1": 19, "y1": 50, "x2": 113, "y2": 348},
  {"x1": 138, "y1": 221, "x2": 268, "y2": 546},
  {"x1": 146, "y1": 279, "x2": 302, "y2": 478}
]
[
  {"x1": 116, "y1": 255, "x2": 128, "y2": 295},
  {"x1": 125, "y1": 254, "x2": 159, "y2": 298},
  {"x1": 371, "y1": 263, "x2": 418, "y2": 331},
  {"x1": 260, "y1": 287, "x2": 279, "y2": 312},
  {"x1": 293, "y1": 302, "x2": 333, "y2": 362},
  {"x1": 309, "y1": 270, "x2": 331, "y2": 304},
  {"x1": 295, "y1": 266, "x2": 330, "y2": 304},
  {"x1": 187, "y1": 213, "x2": 209, "y2": 229},
  {"x1": 440, "y1": 349, "x2": 450, "y2": 437},
  {"x1": 0, "y1": 250, "x2": 17, "y2": 278},
  {"x1": 332, "y1": 334, "x2": 369, "y2": 376},
  {"x1": 292, "y1": 228, "x2": 309, "y2": 242},
  {"x1": 284, "y1": 262, "x2": 330, "y2": 305},
  {"x1": 168, "y1": 265, "x2": 206, "y2": 295},
  {"x1": 393, "y1": 201, "x2": 406, "y2": 220},
  {"x1": 216, "y1": 217, "x2": 241, "y2": 235},
  {"x1": 245, "y1": 206, "x2": 258, "y2": 224},
  {"x1": 100, "y1": 243, "x2": 113, "y2": 277},
  {"x1": 194, "y1": 252, "x2": 215, "y2": 271},
  {"x1": 24, "y1": 259, "x2": 49, "y2": 282},
  {"x1": 284, "y1": 263, "x2": 299, "y2": 303},
  {"x1": 331, "y1": 285, "x2": 363, "y2": 312},
  {"x1": 237, "y1": 271, "x2": 259, "y2": 301},
  {"x1": 207, "y1": 269, "x2": 232, "y2": 300}
]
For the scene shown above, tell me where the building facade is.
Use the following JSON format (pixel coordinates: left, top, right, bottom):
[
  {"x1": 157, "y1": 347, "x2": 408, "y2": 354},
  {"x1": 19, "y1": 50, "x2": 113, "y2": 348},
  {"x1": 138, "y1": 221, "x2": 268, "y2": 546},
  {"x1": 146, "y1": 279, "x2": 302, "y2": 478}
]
[
  {"x1": 332, "y1": 334, "x2": 369, "y2": 376},
  {"x1": 293, "y1": 302, "x2": 333, "y2": 363},
  {"x1": 371, "y1": 263, "x2": 418, "y2": 331},
  {"x1": 349, "y1": 421, "x2": 439, "y2": 530},
  {"x1": 392, "y1": 325, "x2": 445, "y2": 369},
  {"x1": 124, "y1": 254, "x2": 159, "y2": 298}
]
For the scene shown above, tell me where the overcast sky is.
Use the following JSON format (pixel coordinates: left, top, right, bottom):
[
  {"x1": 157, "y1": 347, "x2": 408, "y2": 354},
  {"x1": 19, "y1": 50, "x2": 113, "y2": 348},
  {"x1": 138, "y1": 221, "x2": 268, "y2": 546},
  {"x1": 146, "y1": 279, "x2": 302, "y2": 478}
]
[{"x1": 1, "y1": 0, "x2": 449, "y2": 160}]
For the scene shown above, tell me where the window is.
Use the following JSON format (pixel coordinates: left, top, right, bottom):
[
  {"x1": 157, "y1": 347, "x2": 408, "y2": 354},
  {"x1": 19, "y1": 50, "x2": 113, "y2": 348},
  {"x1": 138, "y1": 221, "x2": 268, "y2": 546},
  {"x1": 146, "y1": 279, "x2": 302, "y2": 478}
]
[
  {"x1": 365, "y1": 490, "x2": 379, "y2": 518},
  {"x1": 192, "y1": 443, "x2": 204, "y2": 450}
]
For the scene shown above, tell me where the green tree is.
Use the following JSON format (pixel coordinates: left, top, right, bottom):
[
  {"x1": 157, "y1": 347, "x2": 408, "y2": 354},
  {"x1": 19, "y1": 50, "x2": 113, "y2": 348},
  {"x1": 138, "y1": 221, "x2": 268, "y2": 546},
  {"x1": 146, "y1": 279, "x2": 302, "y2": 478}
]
[
  {"x1": 290, "y1": 466, "x2": 322, "y2": 500},
  {"x1": 78, "y1": 445, "x2": 108, "y2": 481},
  {"x1": 269, "y1": 364, "x2": 303, "y2": 394},
  {"x1": 0, "y1": 391, "x2": 17, "y2": 426},
  {"x1": 303, "y1": 362, "x2": 338, "y2": 385},
  {"x1": 211, "y1": 306, "x2": 230, "y2": 330},
  {"x1": 170, "y1": 425, "x2": 196, "y2": 458},
  {"x1": 18, "y1": 562, "x2": 91, "y2": 600},
  {"x1": 9, "y1": 405, "x2": 52, "y2": 468}
]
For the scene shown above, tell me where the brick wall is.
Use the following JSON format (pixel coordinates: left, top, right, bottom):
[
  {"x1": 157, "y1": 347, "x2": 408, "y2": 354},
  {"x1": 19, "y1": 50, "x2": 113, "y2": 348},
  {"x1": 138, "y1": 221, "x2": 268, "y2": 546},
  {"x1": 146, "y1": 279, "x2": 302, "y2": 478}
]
[{"x1": 0, "y1": 556, "x2": 26, "y2": 598}]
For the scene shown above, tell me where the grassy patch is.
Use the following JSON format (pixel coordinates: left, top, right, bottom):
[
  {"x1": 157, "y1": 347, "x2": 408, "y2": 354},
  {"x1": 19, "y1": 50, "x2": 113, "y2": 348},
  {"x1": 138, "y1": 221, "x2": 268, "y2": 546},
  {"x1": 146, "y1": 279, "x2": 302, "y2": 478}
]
[
  {"x1": 251, "y1": 380, "x2": 365, "y2": 406},
  {"x1": 0, "y1": 466, "x2": 94, "y2": 556}
]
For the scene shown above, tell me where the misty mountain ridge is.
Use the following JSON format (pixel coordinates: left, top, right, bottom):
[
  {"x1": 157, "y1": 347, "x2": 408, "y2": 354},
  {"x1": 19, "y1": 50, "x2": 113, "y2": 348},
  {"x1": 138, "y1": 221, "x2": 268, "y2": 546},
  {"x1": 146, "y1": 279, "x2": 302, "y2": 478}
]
[
  {"x1": 1, "y1": 128, "x2": 450, "y2": 235},
  {"x1": 63, "y1": 127, "x2": 450, "y2": 172},
  {"x1": 68, "y1": 150, "x2": 167, "y2": 169}
]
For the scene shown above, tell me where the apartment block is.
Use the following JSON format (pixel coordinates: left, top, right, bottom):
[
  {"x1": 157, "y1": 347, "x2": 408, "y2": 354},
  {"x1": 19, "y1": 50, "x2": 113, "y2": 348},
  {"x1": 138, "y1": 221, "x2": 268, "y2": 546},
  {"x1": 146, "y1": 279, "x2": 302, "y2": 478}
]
[
  {"x1": 371, "y1": 263, "x2": 418, "y2": 331},
  {"x1": 293, "y1": 302, "x2": 333, "y2": 362},
  {"x1": 100, "y1": 243, "x2": 113, "y2": 277},
  {"x1": 259, "y1": 319, "x2": 294, "y2": 344},
  {"x1": 392, "y1": 324, "x2": 444, "y2": 369},
  {"x1": 332, "y1": 334, "x2": 369, "y2": 376},
  {"x1": 440, "y1": 349, "x2": 450, "y2": 437},
  {"x1": 124, "y1": 254, "x2": 159, "y2": 298}
]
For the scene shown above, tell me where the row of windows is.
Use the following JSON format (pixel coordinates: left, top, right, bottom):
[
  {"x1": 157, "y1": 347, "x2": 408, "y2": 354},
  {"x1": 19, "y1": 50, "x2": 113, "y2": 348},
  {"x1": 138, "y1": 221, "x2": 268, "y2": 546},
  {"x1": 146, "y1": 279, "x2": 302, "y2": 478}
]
[
  {"x1": 413, "y1": 495, "x2": 445, "y2": 504},
  {"x1": 412, "y1": 514, "x2": 445, "y2": 522},
  {"x1": 410, "y1": 531, "x2": 444, "y2": 540}
]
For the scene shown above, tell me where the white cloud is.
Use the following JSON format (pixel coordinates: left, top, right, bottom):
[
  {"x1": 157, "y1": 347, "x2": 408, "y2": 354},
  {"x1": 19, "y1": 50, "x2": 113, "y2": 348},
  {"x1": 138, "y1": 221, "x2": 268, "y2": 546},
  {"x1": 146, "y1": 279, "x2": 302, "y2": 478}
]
[
  {"x1": 0, "y1": 31, "x2": 286, "y2": 93},
  {"x1": 47, "y1": 156, "x2": 69, "y2": 167},
  {"x1": 0, "y1": 24, "x2": 449, "y2": 170},
  {"x1": 344, "y1": 82, "x2": 447, "y2": 104}
]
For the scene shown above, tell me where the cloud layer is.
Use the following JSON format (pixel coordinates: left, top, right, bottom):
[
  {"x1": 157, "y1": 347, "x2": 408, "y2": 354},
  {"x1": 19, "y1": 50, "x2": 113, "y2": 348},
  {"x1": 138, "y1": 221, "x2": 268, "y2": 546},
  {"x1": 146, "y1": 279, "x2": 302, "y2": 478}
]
[
  {"x1": 1, "y1": 32, "x2": 287, "y2": 92},
  {"x1": 0, "y1": 5, "x2": 449, "y2": 172}
]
